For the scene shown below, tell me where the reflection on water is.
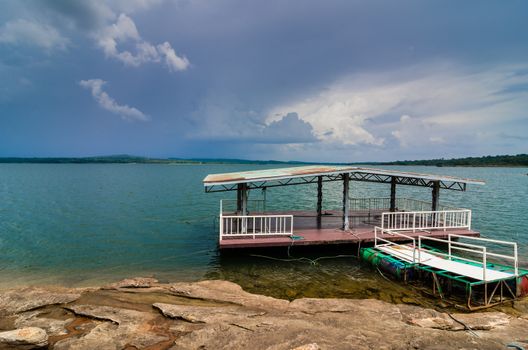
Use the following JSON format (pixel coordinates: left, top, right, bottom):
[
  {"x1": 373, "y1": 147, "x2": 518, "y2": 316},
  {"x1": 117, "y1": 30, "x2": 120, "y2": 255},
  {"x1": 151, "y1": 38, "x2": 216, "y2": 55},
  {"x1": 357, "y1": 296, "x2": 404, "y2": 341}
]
[{"x1": 0, "y1": 163, "x2": 527, "y2": 309}]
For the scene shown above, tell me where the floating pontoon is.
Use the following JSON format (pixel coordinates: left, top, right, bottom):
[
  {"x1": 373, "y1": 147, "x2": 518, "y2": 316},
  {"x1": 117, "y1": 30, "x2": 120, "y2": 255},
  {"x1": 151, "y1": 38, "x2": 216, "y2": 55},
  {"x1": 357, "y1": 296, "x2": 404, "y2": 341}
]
[{"x1": 361, "y1": 228, "x2": 528, "y2": 309}]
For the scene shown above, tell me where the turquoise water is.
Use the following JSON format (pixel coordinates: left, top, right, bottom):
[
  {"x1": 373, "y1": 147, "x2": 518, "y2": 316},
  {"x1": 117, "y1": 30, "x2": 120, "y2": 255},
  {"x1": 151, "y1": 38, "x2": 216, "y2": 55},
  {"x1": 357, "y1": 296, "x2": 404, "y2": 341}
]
[{"x1": 0, "y1": 164, "x2": 527, "y2": 301}]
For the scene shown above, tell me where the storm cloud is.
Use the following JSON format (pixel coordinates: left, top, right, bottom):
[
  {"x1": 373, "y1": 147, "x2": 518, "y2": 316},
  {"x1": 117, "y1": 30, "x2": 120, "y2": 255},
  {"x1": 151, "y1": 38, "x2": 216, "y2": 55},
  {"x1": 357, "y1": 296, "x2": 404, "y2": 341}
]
[{"x1": 1, "y1": 0, "x2": 528, "y2": 161}]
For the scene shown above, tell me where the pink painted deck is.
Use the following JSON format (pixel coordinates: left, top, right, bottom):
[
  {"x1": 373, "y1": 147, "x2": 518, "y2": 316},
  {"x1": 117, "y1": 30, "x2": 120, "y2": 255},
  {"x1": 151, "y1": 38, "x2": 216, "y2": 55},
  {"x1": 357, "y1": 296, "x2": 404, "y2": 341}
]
[{"x1": 219, "y1": 210, "x2": 479, "y2": 249}]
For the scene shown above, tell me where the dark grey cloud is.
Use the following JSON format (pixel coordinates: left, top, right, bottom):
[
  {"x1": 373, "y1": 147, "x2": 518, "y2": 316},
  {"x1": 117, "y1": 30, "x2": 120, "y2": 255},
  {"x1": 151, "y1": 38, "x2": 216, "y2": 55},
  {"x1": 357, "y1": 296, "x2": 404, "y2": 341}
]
[
  {"x1": 259, "y1": 112, "x2": 317, "y2": 144},
  {"x1": 1, "y1": 0, "x2": 528, "y2": 160},
  {"x1": 38, "y1": 0, "x2": 114, "y2": 31}
]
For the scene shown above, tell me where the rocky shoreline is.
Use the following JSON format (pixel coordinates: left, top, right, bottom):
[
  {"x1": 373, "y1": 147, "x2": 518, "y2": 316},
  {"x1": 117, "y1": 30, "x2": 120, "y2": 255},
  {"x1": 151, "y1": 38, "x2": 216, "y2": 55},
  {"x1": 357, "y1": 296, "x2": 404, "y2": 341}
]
[{"x1": 1, "y1": 278, "x2": 528, "y2": 349}]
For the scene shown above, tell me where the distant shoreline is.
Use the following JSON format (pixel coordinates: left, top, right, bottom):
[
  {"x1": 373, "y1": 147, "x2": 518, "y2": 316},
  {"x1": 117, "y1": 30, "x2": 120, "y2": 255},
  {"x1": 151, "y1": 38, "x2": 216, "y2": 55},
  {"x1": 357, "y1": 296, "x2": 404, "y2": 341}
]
[{"x1": 0, "y1": 153, "x2": 527, "y2": 167}]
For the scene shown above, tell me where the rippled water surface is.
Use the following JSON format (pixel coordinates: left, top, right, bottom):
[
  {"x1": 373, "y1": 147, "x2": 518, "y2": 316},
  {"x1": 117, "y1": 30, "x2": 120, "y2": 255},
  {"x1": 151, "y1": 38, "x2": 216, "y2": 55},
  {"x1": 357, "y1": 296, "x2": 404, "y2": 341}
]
[{"x1": 0, "y1": 164, "x2": 526, "y2": 303}]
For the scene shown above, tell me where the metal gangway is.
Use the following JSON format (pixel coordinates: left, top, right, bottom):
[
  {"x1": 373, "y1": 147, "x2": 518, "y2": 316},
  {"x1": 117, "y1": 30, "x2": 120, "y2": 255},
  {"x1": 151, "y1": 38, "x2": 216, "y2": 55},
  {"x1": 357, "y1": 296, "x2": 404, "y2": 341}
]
[{"x1": 373, "y1": 227, "x2": 521, "y2": 309}]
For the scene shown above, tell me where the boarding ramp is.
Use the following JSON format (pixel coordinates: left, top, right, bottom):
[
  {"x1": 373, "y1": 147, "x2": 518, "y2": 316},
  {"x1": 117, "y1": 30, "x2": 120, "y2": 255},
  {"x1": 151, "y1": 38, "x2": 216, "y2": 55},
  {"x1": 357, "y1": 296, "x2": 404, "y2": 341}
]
[
  {"x1": 374, "y1": 228, "x2": 519, "y2": 282},
  {"x1": 372, "y1": 227, "x2": 523, "y2": 309}
]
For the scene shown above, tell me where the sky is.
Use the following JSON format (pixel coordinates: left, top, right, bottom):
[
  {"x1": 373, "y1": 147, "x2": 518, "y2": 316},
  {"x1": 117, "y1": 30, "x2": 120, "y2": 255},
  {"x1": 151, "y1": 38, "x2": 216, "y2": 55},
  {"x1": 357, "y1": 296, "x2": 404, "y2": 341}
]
[{"x1": 1, "y1": 0, "x2": 527, "y2": 162}]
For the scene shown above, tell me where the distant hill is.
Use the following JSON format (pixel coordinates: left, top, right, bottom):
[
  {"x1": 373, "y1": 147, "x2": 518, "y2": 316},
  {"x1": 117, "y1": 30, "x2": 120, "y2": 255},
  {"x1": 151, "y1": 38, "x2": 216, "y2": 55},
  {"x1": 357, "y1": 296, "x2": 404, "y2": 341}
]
[
  {"x1": 374, "y1": 154, "x2": 528, "y2": 167},
  {"x1": 0, "y1": 155, "x2": 316, "y2": 165},
  {"x1": 0, "y1": 155, "x2": 196, "y2": 164},
  {"x1": 0, "y1": 154, "x2": 526, "y2": 167},
  {"x1": 169, "y1": 158, "x2": 319, "y2": 165}
]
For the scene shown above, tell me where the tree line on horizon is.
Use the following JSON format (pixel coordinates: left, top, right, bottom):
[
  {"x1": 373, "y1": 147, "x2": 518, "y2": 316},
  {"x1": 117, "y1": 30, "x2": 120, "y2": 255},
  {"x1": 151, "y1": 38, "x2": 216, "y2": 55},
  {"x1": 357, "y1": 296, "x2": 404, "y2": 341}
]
[
  {"x1": 377, "y1": 154, "x2": 528, "y2": 167},
  {"x1": 0, "y1": 153, "x2": 527, "y2": 166}
]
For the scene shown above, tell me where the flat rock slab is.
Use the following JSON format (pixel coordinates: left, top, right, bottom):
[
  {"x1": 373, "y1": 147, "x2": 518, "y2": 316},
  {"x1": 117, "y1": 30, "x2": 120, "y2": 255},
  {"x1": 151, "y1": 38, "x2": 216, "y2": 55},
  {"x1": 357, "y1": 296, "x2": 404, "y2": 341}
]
[
  {"x1": 0, "y1": 327, "x2": 48, "y2": 349},
  {"x1": 1, "y1": 279, "x2": 528, "y2": 349},
  {"x1": 60, "y1": 304, "x2": 169, "y2": 349},
  {"x1": 14, "y1": 311, "x2": 72, "y2": 337},
  {"x1": 169, "y1": 280, "x2": 289, "y2": 310},
  {"x1": 104, "y1": 277, "x2": 159, "y2": 289},
  {"x1": 405, "y1": 309, "x2": 511, "y2": 331},
  {"x1": 153, "y1": 302, "x2": 265, "y2": 323},
  {"x1": 0, "y1": 288, "x2": 82, "y2": 316},
  {"x1": 66, "y1": 304, "x2": 148, "y2": 325}
]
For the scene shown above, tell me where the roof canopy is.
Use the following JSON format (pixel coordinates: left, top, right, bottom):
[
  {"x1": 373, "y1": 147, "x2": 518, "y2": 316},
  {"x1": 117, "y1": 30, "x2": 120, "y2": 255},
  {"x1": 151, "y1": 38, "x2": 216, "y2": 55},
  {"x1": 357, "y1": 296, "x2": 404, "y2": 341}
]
[{"x1": 203, "y1": 165, "x2": 485, "y2": 193}]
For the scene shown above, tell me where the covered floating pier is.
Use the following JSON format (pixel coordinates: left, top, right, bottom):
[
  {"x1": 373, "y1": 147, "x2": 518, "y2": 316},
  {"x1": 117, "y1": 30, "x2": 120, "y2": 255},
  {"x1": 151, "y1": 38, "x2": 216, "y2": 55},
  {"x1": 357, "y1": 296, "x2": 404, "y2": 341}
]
[{"x1": 203, "y1": 165, "x2": 484, "y2": 249}]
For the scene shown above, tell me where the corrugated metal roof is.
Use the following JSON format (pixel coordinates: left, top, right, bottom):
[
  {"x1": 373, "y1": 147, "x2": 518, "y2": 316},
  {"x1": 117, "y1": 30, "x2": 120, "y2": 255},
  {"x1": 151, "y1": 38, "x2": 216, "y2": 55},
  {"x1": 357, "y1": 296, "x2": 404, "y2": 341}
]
[{"x1": 203, "y1": 165, "x2": 485, "y2": 186}]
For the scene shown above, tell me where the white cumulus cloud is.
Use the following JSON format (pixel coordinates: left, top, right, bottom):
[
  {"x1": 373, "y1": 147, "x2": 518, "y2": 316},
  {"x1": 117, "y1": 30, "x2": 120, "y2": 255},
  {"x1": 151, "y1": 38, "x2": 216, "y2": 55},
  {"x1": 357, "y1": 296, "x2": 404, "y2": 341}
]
[
  {"x1": 96, "y1": 14, "x2": 190, "y2": 71},
  {"x1": 0, "y1": 19, "x2": 69, "y2": 51},
  {"x1": 267, "y1": 63, "x2": 528, "y2": 155},
  {"x1": 79, "y1": 79, "x2": 149, "y2": 121},
  {"x1": 157, "y1": 41, "x2": 190, "y2": 72}
]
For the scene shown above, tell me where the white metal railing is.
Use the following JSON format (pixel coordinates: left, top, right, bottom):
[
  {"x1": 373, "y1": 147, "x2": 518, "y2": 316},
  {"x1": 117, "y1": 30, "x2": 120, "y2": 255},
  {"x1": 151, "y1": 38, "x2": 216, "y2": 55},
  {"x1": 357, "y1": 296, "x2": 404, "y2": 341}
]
[
  {"x1": 350, "y1": 197, "x2": 462, "y2": 212},
  {"x1": 449, "y1": 234, "x2": 518, "y2": 277},
  {"x1": 381, "y1": 209, "x2": 472, "y2": 232},
  {"x1": 418, "y1": 235, "x2": 519, "y2": 280},
  {"x1": 220, "y1": 199, "x2": 266, "y2": 214},
  {"x1": 351, "y1": 198, "x2": 391, "y2": 211},
  {"x1": 219, "y1": 214, "x2": 293, "y2": 240},
  {"x1": 374, "y1": 226, "x2": 417, "y2": 262}
]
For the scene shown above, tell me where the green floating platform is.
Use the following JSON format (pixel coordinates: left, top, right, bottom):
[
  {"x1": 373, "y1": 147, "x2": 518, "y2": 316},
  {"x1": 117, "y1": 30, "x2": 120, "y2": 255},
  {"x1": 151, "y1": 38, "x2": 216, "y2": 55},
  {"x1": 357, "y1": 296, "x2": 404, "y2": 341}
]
[{"x1": 360, "y1": 246, "x2": 528, "y2": 310}]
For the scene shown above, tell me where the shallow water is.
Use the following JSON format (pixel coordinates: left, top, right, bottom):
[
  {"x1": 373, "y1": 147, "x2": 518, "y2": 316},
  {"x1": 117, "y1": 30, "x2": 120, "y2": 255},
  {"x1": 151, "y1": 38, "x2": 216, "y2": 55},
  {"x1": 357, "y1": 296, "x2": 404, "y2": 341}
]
[{"x1": 0, "y1": 164, "x2": 526, "y2": 304}]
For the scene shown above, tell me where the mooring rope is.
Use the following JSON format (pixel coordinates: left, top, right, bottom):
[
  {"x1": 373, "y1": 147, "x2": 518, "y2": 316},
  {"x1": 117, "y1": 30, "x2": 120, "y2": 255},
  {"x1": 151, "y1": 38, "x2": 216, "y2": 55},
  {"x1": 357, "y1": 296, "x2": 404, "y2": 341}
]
[{"x1": 250, "y1": 254, "x2": 356, "y2": 266}]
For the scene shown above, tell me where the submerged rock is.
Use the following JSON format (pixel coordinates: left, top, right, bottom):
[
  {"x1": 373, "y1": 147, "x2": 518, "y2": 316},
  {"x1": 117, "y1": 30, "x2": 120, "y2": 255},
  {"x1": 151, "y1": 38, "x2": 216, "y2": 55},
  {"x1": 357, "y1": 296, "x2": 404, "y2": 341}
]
[{"x1": 0, "y1": 327, "x2": 48, "y2": 349}]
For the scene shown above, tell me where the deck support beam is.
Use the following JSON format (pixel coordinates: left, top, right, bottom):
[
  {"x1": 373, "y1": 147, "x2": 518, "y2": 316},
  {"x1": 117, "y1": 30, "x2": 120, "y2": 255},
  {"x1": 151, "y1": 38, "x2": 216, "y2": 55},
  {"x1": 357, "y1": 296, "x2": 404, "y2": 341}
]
[
  {"x1": 390, "y1": 177, "x2": 397, "y2": 212},
  {"x1": 432, "y1": 181, "x2": 440, "y2": 212},
  {"x1": 317, "y1": 176, "x2": 323, "y2": 228},
  {"x1": 236, "y1": 184, "x2": 242, "y2": 212},
  {"x1": 342, "y1": 173, "x2": 350, "y2": 231},
  {"x1": 237, "y1": 183, "x2": 248, "y2": 214}
]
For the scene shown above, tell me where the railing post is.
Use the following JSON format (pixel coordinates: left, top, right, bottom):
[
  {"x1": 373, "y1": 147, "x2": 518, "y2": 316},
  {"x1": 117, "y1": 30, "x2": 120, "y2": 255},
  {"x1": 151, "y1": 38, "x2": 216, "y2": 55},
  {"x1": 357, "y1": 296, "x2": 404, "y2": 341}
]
[
  {"x1": 448, "y1": 235, "x2": 452, "y2": 260},
  {"x1": 514, "y1": 243, "x2": 518, "y2": 276},
  {"x1": 418, "y1": 236, "x2": 421, "y2": 263},
  {"x1": 412, "y1": 238, "x2": 416, "y2": 263},
  {"x1": 219, "y1": 200, "x2": 223, "y2": 242},
  {"x1": 467, "y1": 210, "x2": 472, "y2": 230},
  {"x1": 219, "y1": 216, "x2": 223, "y2": 241},
  {"x1": 413, "y1": 212, "x2": 416, "y2": 233},
  {"x1": 483, "y1": 247, "x2": 487, "y2": 282},
  {"x1": 342, "y1": 173, "x2": 350, "y2": 231}
]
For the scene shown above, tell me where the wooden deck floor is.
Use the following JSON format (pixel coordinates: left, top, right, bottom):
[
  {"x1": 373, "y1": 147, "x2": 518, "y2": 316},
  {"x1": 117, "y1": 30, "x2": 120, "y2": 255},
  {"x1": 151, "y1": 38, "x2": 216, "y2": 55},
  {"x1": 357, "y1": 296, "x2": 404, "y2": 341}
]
[{"x1": 219, "y1": 210, "x2": 480, "y2": 249}]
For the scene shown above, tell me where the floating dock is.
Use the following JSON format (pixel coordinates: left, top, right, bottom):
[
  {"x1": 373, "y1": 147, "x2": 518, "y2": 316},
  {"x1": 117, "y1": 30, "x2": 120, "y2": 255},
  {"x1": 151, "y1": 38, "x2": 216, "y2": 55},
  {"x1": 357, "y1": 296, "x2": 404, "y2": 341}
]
[
  {"x1": 203, "y1": 165, "x2": 484, "y2": 249},
  {"x1": 203, "y1": 165, "x2": 525, "y2": 308}
]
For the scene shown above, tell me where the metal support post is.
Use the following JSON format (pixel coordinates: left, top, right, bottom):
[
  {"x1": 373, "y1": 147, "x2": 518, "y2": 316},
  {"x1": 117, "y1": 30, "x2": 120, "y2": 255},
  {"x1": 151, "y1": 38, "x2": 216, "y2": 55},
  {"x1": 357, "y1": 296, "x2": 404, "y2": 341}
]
[{"x1": 342, "y1": 173, "x2": 350, "y2": 231}]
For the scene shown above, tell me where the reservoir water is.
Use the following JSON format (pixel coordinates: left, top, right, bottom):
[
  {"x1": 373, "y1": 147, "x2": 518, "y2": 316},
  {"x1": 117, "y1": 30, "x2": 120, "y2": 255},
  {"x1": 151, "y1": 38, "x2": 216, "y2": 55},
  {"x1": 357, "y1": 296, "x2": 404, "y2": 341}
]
[{"x1": 0, "y1": 164, "x2": 526, "y2": 304}]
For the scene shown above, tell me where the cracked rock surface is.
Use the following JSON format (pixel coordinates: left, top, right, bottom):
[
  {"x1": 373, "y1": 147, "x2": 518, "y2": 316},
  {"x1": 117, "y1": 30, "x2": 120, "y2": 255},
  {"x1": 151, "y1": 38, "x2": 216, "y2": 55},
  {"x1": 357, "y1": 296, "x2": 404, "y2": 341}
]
[{"x1": 1, "y1": 278, "x2": 528, "y2": 349}]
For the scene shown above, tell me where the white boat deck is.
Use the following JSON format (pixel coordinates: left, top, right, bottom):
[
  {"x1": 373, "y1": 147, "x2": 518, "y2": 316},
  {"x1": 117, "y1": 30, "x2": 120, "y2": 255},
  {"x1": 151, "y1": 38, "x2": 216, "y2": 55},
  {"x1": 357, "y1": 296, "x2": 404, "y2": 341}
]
[{"x1": 377, "y1": 245, "x2": 514, "y2": 282}]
